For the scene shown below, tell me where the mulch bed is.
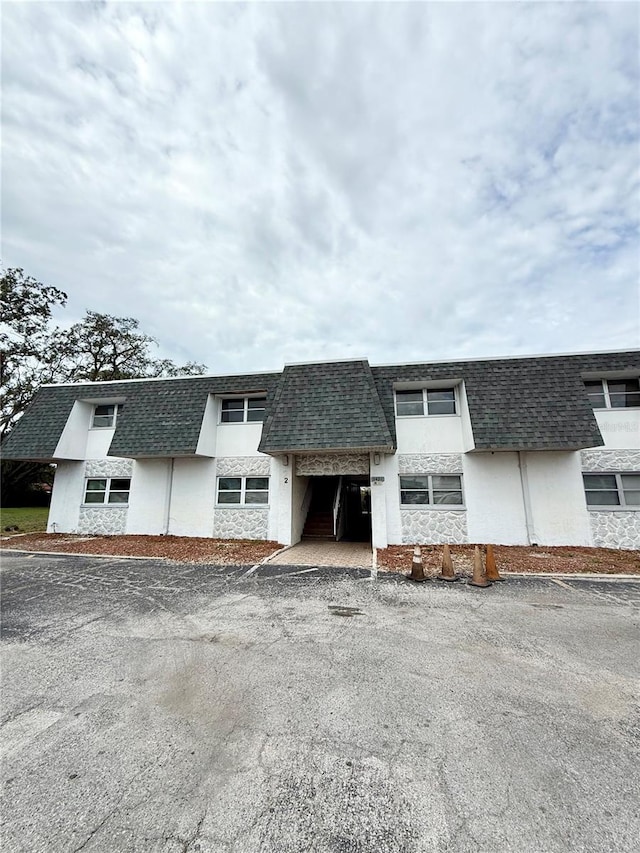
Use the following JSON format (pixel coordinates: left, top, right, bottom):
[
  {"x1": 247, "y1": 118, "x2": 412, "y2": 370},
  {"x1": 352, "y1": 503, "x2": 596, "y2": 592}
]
[
  {"x1": 0, "y1": 533, "x2": 281, "y2": 565},
  {"x1": 2, "y1": 535, "x2": 639, "y2": 574},
  {"x1": 377, "y1": 544, "x2": 640, "y2": 576}
]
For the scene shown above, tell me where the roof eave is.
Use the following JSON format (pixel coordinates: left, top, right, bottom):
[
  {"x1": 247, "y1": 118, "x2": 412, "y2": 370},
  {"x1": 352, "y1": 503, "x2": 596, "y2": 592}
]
[{"x1": 260, "y1": 444, "x2": 395, "y2": 456}]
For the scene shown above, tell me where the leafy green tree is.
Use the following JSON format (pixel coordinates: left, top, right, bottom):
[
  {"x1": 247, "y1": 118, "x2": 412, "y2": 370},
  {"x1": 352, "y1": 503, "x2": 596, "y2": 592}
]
[
  {"x1": 1, "y1": 267, "x2": 68, "y2": 438},
  {"x1": 56, "y1": 311, "x2": 206, "y2": 383}
]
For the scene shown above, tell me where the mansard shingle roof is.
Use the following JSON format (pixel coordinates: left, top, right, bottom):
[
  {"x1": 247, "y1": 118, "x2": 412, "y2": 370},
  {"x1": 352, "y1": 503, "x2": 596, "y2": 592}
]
[
  {"x1": 2, "y1": 373, "x2": 280, "y2": 460},
  {"x1": 258, "y1": 360, "x2": 394, "y2": 453},
  {"x1": 372, "y1": 351, "x2": 640, "y2": 451},
  {"x1": 2, "y1": 350, "x2": 638, "y2": 460}
]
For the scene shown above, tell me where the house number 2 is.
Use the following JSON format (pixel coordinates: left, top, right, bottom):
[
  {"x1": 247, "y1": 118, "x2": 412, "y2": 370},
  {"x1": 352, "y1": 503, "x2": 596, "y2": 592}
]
[{"x1": 284, "y1": 477, "x2": 289, "y2": 483}]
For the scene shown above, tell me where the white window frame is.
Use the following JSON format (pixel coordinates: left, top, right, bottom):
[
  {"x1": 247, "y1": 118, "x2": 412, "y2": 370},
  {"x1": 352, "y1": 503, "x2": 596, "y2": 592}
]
[
  {"x1": 399, "y1": 474, "x2": 465, "y2": 509},
  {"x1": 91, "y1": 404, "x2": 119, "y2": 429},
  {"x1": 584, "y1": 378, "x2": 640, "y2": 409},
  {"x1": 216, "y1": 476, "x2": 270, "y2": 506},
  {"x1": 583, "y1": 472, "x2": 640, "y2": 510},
  {"x1": 83, "y1": 477, "x2": 131, "y2": 506},
  {"x1": 219, "y1": 396, "x2": 267, "y2": 424},
  {"x1": 395, "y1": 387, "x2": 458, "y2": 418}
]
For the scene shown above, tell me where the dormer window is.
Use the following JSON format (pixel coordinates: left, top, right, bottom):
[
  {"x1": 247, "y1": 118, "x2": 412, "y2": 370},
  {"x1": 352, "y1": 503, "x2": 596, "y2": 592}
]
[
  {"x1": 395, "y1": 388, "x2": 456, "y2": 417},
  {"x1": 220, "y1": 396, "x2": 266, "y2": 423},
  {"x1": 91, "y1": 404, "x2": 119, "y2": 428},
  {"x1": 585, "y1": 379, "x2": 640, "y2": 409}
]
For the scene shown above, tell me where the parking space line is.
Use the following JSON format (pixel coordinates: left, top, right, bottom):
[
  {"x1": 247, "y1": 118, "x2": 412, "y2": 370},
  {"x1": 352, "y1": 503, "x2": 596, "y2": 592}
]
[
  {"x1": 261, "y1": 567, "x2": 321, "y2": 580},
  {"x1": 241, "y1": 564, "x2": 261, "y2": 578},
  {"x1": 549, "y1": 578, "x2": 575, "y2": 591}
]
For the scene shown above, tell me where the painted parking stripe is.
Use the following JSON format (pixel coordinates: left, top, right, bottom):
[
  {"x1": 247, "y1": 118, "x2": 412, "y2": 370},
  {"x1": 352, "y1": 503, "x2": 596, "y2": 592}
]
[
  {"x1": 260, "y1": 567, "x2": 320, "y2": 580},
  {"x1": 549, "y1": 578, "x2": 575, "y2": 591}
]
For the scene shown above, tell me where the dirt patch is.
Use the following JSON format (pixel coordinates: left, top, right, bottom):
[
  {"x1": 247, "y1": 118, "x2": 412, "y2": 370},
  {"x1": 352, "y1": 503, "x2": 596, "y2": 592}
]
[
  {"x1": 0, "y1": 533, "x2": 281, "y2": 565},
  {"x1": 377, "y1": 544, "x2": 640, "y2": 576}
]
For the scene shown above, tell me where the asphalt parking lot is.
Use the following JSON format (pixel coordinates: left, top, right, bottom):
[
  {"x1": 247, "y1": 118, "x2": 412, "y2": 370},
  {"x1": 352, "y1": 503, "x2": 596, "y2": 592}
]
[{"x1": 1, "y1": 552, "x2": 639, "y2": 853}]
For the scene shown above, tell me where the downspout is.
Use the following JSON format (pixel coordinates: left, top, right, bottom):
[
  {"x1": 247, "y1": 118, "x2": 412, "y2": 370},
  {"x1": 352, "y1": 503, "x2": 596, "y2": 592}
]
[
  {"x1": 164, "y1": 458, "x2": 175, "y2": 535},
  {"x1": 517, "y1": 451, "x2": 536, "y2": 546}
]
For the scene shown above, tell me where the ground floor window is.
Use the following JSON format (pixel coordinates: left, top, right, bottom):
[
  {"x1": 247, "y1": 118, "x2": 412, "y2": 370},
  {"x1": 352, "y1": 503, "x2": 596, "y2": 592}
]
[
  {"x1": 400, "y1": 474, "x2": 463, "y2": 506},
  {"x1": 583, "y1": 473, "x2": 640, "y2": 508},
  {"x1": 84, "y1": 478, "x2": 131, "y2": 505},
  {"x1": 217, "y1": 476, "x2": 269, "y2": 505}
]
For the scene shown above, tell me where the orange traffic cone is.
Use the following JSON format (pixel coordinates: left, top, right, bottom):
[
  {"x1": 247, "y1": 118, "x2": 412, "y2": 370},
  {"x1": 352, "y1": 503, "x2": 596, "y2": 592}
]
[
  {"x1": 437, "y1": 544, "x2": 458, "y2": 582},
  {"x1": 485, "y1": 544, "x2": 504, "y2": 582},
  {"x1": 468, "y1": 545, "x2": 492, "y2": 588},
  {"x1": 408, "y1": 546, "x2": 428, "y2": 582}
]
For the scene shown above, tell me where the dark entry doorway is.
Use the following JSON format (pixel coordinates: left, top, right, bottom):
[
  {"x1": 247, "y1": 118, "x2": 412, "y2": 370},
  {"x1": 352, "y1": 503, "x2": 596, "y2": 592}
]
[
  {"x1": 301, "y1": 475, "x2": 371, "y2": 543},
  {"x1": 341, "y1": 476, "x2": 371, "y2": 542}
]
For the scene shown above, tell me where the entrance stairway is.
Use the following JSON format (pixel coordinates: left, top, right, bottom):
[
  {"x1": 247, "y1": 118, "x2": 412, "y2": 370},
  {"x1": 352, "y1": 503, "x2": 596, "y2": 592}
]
[{"x1": 302, "y1": 479, "x2": 338, "y2": 540}]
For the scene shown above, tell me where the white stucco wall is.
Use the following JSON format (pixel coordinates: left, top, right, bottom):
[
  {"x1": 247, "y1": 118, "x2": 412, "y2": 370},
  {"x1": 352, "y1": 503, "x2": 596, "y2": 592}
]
[
  {"x1": 53, "y1": 402, "x2": 91, "y2": 460},
  {"x1": 464, "y1": 452, "x2": 529, "y2": 545},
  {"x1": 126, "y1": 459, "x2": 171, "y2": 535},
  {"x1": 464, "y1": 451, "x2": 592, "y2": 546},
  {"x1": 595, "y1": 409, "x2": 640, "y2": 449},
  {"x1": 195, "y1": 395, "x2": 218, "y2": 457},
  {"x1": 382, "y1": 453, "x2": 402, "y2": 546},
  {"x1": 290, "y1": 467, "x2": 311, "y2": 545},
  {"x1": 167, "y1": 458, "x2": 217, "y2": 537},
  {"x1": 458, "y1": 382, "x2": 475, "y2": 452},
  {"x1": 395, "y1": 415, "x2": 465, "y2": 453},
  {"x1": 370, "y1": 452, "x2": 387, "y2": 549},
  {"x1": 523, "y1": 451, "x2": 592, "y2": 546},
  {"x1": 85, "y1": 428, "x2": 117, "y2": 459},
  {"x1": 215, "y1": 423, "x2": 264, "y2": 457},
  {"x1": 47, "y1": 461, "x2": 85, "y2": 532},
  {"x1": 275, "y1": 458, "x2": 294, "y2": 545}
]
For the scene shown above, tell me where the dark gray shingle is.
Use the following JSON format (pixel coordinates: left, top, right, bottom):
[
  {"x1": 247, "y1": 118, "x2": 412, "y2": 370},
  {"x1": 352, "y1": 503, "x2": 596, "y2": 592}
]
[
  {"x1": 372, "y1": 351, "x2": 640, "y2": 451},
  {"x1": 259, "y1": 360, "x2": 394, "y2": 453},
  {"x1": 3, "y1": 351, "x2": 638, "y2": 460},
  {"x1": 2, "y1": 373, "x2": 280, "y2": 460}
]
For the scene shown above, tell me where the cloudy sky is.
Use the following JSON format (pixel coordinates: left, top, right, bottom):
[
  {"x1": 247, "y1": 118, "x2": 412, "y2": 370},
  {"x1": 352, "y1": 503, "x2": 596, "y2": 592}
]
[{"x1": 2, "y1": 1, "x2": 638, "y2": 375}]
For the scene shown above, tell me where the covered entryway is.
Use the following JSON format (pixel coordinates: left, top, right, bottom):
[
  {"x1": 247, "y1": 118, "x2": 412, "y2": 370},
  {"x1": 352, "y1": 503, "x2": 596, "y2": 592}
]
[{"x1": 301, "y1": 475, "x2": 371, "y2": 543}]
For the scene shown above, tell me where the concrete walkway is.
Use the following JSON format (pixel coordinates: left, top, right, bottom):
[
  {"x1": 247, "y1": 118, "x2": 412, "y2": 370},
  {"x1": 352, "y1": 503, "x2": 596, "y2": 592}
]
[{"x1": 267, "y1": 540, "x2": 373, "y2": 568}]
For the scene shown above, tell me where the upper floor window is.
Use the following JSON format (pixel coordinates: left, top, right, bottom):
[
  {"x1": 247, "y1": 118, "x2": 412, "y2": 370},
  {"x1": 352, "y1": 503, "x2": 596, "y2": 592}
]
[
  {"x1": 84, "y1": 477, "x2": 131, "y2": 505},
  {"x1": 585, "y1": 379, "x2": 640, "y2": 409},
  {"x1": 583, "y1": 473, "x2": 640, "y2": 508},
  {"x1": 220, "y1": 396, "x2": 266, "y2": 423},
  {"x1": 92, "y1": 404, "x2": 119, "y2": 428},
  {"x1": 395, "y1": 388, "x2": 456, "y2": 417}
]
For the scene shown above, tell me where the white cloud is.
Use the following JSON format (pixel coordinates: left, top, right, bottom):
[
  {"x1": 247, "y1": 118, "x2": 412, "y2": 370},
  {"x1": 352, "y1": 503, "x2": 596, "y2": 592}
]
[{"x1": 2, "y1": 1, "x2": 638, "y2": 373}]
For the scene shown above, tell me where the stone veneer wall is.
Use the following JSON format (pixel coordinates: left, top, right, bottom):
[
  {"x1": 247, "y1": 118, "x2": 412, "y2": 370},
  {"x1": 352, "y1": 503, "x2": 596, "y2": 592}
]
[
  {"x1": 213, "y1": 456, "x2": 271, "y2": 539},
  {"x1": 296, "y1": 453, "x2": 369, "y2": 476},
  {"x1": 398, "y1": 454, "x2": 467, "y2": 544},
  {"x1": 397, "y1": 453, "x2": 463, "y2": 474},
  {"x1": 77, "y1": 459, "x2": 134, "y2": 534},
  {"x1": 78, "y1": 506, "x2": 128, "y2": 535},
  {"x1": 588, "y1": 512, "x2": 640, "y2": 550},
  {"x1": 580, "y1": 449, "x2": 640, "y2": 471},
  {"x1": 216, "y1": 456, "x2": 271, "y2": 476},
  {"x1": 400, "y1": 510, "x2": 468, "y2": 545},
  {"x1": 581, "y1": 449, "x2": 640, "y2": 549},
  {"x1": 85, "y1": 459, "x2": 134, "y2": 478},
  {"x1": 213, "y1": 509, "x2": 269, "y2": 540}
]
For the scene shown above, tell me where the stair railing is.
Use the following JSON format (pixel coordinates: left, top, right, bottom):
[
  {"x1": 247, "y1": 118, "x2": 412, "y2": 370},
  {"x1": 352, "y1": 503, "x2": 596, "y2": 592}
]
[{"x1": 333, "y1": 476, "x2": 343, "y2": 539}]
